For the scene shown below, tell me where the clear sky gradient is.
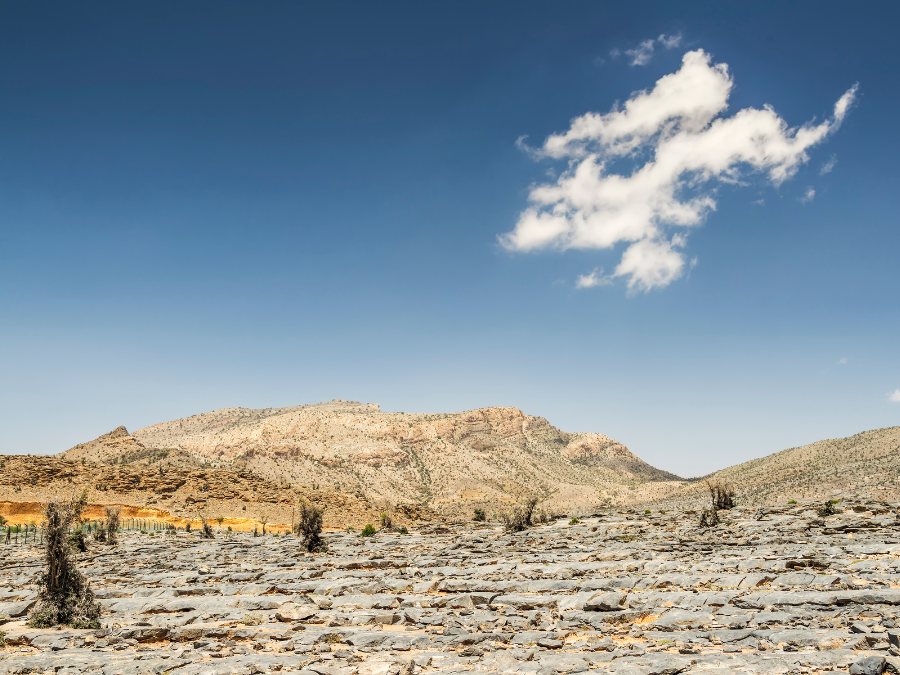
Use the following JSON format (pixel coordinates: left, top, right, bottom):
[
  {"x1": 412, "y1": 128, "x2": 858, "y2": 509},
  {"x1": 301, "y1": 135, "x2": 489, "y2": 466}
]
[{"x1": 1, "y1": 2, "x2": 897, "y2": 476}]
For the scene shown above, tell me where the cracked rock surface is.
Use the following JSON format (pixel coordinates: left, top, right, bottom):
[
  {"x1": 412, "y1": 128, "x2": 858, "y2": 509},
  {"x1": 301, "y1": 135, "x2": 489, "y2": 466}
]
[{"x1": 4, "y1": 497, "x2": 900, "y2": 674}]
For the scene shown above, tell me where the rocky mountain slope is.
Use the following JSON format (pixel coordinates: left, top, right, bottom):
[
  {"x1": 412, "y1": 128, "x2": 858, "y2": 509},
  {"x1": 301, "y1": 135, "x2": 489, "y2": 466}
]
[
  {"x1": 0, "y1": 454, "x2": 426, "y2": 530},
  {"x1": 61, "y1": 400, "x2": 681, "y2": 516},
  {"x1": 645, "y1": 426, "x2": 900, "y2": 509}
]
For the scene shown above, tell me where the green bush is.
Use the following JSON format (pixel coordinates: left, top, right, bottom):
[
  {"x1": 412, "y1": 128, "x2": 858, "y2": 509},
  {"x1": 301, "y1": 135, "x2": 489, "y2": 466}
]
[
  {"x1": 787, "y1": 500, "x2": 797, "y2": 504},
  {"x1": 569, "y1": 517, "x2": 580, "y2": 525},
  {"x1": 473, "y1": 508, "x2": 486, "y2": 522},
  {"x1": 399, "y1": 526, "x2": 409, "y2": 535},
  {"x1": 644, "y1": 509, "x2": 651, "y2": 514},
  {"x1": 361, "y1": 523, "x2": 376, "y2": 537}
]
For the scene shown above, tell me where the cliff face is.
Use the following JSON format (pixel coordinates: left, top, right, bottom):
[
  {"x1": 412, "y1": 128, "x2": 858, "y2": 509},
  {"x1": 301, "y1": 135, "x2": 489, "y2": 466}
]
[{"x1": 61, "y1": 399, "x2": 681, "y2": 516}]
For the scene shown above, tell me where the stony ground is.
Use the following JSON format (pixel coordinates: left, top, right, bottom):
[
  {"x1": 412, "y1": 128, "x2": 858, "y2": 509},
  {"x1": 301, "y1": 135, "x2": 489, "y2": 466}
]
[{"x1": 3, "y1": 497, "x2": 900, "y2": 675}]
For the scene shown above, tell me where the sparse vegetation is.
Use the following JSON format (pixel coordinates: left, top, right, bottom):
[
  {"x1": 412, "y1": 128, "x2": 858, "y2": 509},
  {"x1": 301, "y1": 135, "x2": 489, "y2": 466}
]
[
  {"x1": 28, "y1": 492, "x2": 102, "y2": 629},
  {"x1": 296, "y1": 500, "x2": 327, "y2": 552},
  {"x1": 67, "y1": 529, "x2": 88, "y2": 553},
  {"x1": 104, "y1": 506, "x2": 121, "y2": 545},
  {"x1": 699, "y1": 508, "x2": 719, "y2": 528},
  {"x1": 361, "y1": 523, "x2": 376, "y2": 537},
  {"x1": 379, "y1": 511, "x2": 393, "y2": 531},
  {"x1": 200, "y1": 516, "x2": 214, "y2": 539},
  {"x1": 501, "y1": 497, "x2": 537, "y2": 533},
  {"x1": 473, "y1": 508, "x2": 486, "y2": 522},
  {"x1": 818, "y1": 499, "x2": 841, "y2": 517},
  {"x1": 569, "y1": 517, "x2": 581, "y2": 525},
  {"x1": 705, "y1": 478, "x2": 736, "y2": 510},
  {"x1": 240, "y1": 611, "x2": 267, "y2": 625}
]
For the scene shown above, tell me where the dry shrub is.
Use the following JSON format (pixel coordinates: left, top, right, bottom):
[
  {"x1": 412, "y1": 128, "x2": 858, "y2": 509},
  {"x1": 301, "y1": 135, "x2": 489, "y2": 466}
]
[
  {"x1": 67, "y1": 529, "x2": 88, "y2": 553},
  {"x1": 28, "y1": 492, "x2": 102, "y2": 629},
  {"x1": 704, "y1": 479, "x2": 736, "y2": 510},
  {"x1": 699, "y1": 508, "x2": 719, "y2": 528},
  {"x1": 501, "y1": 497, "x2": 537, "y2": 533},
  {"x1": 200, "y1": 516, "x2": 214, "y2": 539},
  {"x1": 379, "y1": 511, "x2": 393, "y2": 531},
  {"x1": 472, "y1": 508, "x2": 486, "y2": 522},
  {"x1": 296, "y1": 500, "x2": 326, "y2": 553},
  {"x1": 104, "y1": 506, "x2": 121, "y2": 545}
]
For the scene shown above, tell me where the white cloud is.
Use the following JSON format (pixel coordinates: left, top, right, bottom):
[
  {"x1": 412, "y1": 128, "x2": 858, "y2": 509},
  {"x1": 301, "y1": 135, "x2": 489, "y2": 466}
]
[
  {"x1": 838, "y1": 357, "x2": 847, "y2": 364},
  {"x1": 820, "y1": 155, "x2": 837, "y2": 174},
  {"x1": 625, "y1": 40, "x2": 655, "y2": 66},
  {"x1": 619, "y1": 34, "x2": 682, "y2": 67},
  {"x1": 800, "y1": 187, "x2": 816, "y2": 203},
  {"x1": 889, "y1": 389, "x2": 900, "y2": 403},
  {"x1": 500, "y1": 50, "x2": 858, "y2": 291},
  {"x1": 575, "y1": 268, "x2": 613, "y2": 289},
  {"x1": 658, "y1": 33, "x2": 683, "y2": 50}
]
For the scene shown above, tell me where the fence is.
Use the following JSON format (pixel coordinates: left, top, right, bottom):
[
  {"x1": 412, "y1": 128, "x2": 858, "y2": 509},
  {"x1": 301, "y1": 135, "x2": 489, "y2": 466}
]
[{"x1": 1, "y1": 518, "x2": 179, "y2": 545}]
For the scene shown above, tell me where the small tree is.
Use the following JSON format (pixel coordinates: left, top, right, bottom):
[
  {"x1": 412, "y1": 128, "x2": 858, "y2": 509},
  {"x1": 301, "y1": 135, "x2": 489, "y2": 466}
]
[
  {"x1": 297, "y1": 501, "x2": 326, "y2": 553},
  {"x1": 704, "y1": 479, "x2": 736, "y2": 510},
  {"x1": 473, "y1": 508, "x2": 486, "y2": 522},
  {"x1": 379, "y1": 511, "x2": 393, "y2": 531},
  {"x1": 215, "y1": 516, "x2": 225, "y2": 530},
  {"x1": 501, "y1": 497, "x2": 537, "y2": 533},
  {"x1": 28, "y1": 492, "x2": 101, "y2": 628},
  {"x1": 200, "y1": 516, "x2": 214, "y2": 539},
  {"x1": 104, "y1": 506, "x2": 121, "y2": 545}
]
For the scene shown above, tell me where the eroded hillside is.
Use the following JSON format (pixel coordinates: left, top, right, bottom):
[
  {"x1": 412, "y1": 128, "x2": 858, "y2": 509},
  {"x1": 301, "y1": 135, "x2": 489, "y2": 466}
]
[{"x1": 61, "y1": 400, "x2": 681, "y2": 516}]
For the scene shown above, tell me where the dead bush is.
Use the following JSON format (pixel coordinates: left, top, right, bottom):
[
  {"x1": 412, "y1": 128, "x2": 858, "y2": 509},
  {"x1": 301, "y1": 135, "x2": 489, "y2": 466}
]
[
  {"x1": 704, "y1": 479, "x2": 736, "y2": 510},
  {"x1": 296, "y1": 500, "x2": 326, "y2": 553},
  {"x1": 501, "y1": 497, "x2": 538, "y2": 533},
  {"x1": 28, "y1": 492, "x2": 102, "y2": 629}
]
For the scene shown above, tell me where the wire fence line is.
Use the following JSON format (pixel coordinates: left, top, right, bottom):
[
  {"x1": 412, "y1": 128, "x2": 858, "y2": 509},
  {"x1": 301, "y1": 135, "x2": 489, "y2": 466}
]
[{"x1": 1, "y1": 518, "x2": 181, "y2": 545}]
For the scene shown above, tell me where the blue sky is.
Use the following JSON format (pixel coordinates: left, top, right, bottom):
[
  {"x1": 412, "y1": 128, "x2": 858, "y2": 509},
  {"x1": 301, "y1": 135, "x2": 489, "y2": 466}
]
[{"x1": 1, "y1": 2, "x2": 897, "y2": 476}]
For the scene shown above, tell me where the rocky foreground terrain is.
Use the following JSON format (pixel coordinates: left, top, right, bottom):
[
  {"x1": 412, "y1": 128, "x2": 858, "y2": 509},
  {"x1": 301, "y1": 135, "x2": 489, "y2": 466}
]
[{"x1": 4, "y1": 496, "x2": 900, "y2": 674}]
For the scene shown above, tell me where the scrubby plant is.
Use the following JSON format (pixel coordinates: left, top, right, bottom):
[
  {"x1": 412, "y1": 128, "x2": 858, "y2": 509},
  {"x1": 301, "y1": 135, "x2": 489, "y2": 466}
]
[
  {"x1": 67, "y1": 529, "x2": 88, "y2": 553},
  {"x1": 787, "y1": 499, "x2": 798, "y2": 505},
  {"x1": 818, "y1": 499, "x2": 840, "y2": 517},
  {"x1": 296, "y1": 501, "x2": 326, "y2": 553},
  {"x1": 200, "y1": 517, "x2": 214, "y2": 539},
  {"x1": 472, "y1": 508, "x2": 486, "y2": 522},
  {"x1": 644, "y1": 509, "x2": 651, "y2": 514},
  {"x1": 361, "y1": 523, "x2": 376, "y2": 537},
  {"x1": 399, "y1": 526, "x2": 409, "y2": 535},
  {"x1": 28, "y1": 492, "x2": 102, "y2": 629},
  {"x1": 240, "y1": 611, "x2": 267, "y2": 626},
  {"x1": 215, "y1": 516, "x2": 224, "y2": 529},
  {"x1": 104, "y1": 506, "x2": 121, "y2": 545},
  {"x1": 501, "y1": 497, "x2": 537, "y2": 533},
  {"x1": 569, "y1": 517, "x2": 581, "y2": 525},
  {"x1": 704, "y1": 479, "x2": 736, "y2": 510},
  {"x1": 379, "y1": 511, "x2": 393, "y2": 531},
  {"x1": 699, "y1": 508, "x2": 719, "y2": 528}
]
